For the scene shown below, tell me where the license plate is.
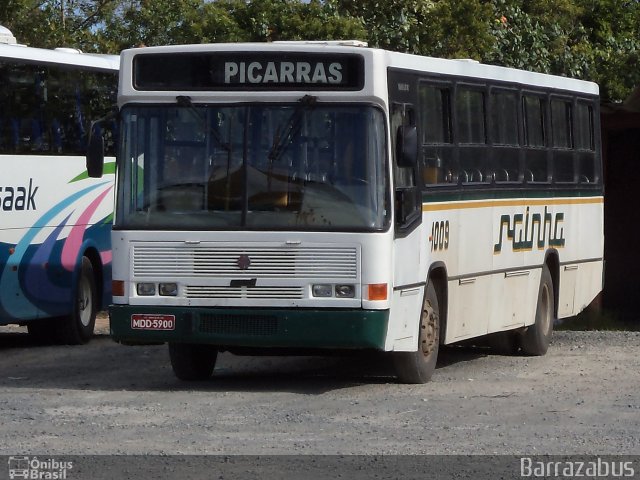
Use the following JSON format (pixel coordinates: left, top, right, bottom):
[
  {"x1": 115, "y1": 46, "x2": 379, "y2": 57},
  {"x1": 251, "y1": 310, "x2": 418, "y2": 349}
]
[{"x1": 131, "y1": 314, "x2": 176, "y2": 331}]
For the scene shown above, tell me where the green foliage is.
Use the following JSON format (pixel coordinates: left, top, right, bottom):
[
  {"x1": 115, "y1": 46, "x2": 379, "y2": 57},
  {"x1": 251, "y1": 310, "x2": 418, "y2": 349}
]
[
  {"x1": 333, "y1": 0, "x2": 493, "y2": 58},
  {"x1": 486, "y1": 0, "x2": 640, "y2": 101},
  {"x1": 232, "y1": 0, "x2": 365, "y2": 42},
  {"x1": 0, "y1": 0, "x2": 638, "y2": 101}
]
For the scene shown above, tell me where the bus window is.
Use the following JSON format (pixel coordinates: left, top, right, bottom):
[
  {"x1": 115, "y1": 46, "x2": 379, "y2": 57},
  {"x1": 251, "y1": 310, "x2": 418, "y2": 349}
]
[
  {"x1": 418, "y1": 83, "x2": 454, "y2": 185},
  {"x1": 0, "y1": 62, "x2": 117, "y2": 156},
  {"x1": 523, "y1": 94, "x2": 548, "y2": 182},
  {"x1": 457, "y1": 88, "x2": 485, "y2": 144},
  {"x1": 551, "y1": 98, "x2": 575, "y2": 183},
  {"x1": 575, "y1": 101, "x2": 596, "y2": 183},
  {"x1": 491, "y1": 90, "x2": 519, "y2": 146},
  {"x1": 456, "y1": 87, "x2": 488, "y2": 183},
  {"x1": 491, "y1": 90, "x2": 520, "y2": 183},
  {"x1": 392, "y1": 103, "x2": 420, "y2": 227},
  {"x1": 419, "y1": 84, "x2": 451, "y2": 144}
]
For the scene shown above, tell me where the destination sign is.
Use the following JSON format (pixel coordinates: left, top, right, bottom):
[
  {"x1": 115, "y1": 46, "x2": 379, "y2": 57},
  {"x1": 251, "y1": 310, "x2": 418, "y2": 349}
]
[{"x1": 133, "y1": 52, "x2": 364, "y2": 91}]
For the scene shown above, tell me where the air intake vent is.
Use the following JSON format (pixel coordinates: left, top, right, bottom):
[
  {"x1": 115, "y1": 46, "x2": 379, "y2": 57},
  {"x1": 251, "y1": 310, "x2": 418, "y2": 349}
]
[
  {"x1": 133, "y1": 244, "x2": 358, "y2": 279},
  {"x1": 199, "y1": 314, "x2": 278, "y2": 336},
  {"x1": 185, "y1": 286, "x2": 304, "y2": 299}
]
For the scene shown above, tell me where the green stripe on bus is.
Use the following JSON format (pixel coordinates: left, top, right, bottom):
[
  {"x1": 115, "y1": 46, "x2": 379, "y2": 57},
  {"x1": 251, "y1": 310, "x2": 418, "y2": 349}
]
[
  {"x1": 422, "y1": 187, "x2": 603, "y2": 204},
  {"x1": 69, "y1": 161, "x2": 116, "y2": 183},
  {"x1": 110, "y1": 305, "x2": 390, "y2": 350}
]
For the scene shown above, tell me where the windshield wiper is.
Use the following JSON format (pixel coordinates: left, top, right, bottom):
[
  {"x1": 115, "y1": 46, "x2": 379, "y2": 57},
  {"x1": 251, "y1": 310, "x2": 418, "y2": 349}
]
[
  {"x1": 176, "y1": 95, "x2": 230, "y2": 152},
  {"x1": 267, "y1": 94, "x2": 317, "y2": 166}
]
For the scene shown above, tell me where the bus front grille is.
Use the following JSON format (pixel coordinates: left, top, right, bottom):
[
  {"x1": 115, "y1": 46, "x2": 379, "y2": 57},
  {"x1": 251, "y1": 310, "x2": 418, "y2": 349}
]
[
  {"x1": 199, "y1": 314, "x2": 278, "y2": 336},
  {"x1": 185, "y1": 285, "x2": 304, "y2": 300},
  {"x1": 132, "y1": 243, "x2": 359, "y2": 279}
]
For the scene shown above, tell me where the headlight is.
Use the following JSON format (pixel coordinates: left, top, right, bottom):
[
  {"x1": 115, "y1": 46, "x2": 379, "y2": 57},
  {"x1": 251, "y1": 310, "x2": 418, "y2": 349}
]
[
  {"x1": 335, "y1": 284, "x2": 355, "y2": 298},
  {"x1": 159, "y1": 283, "x2": 178, "y2": 296},
  {"x1": 312, "y1": 284, "x2": 333, "y2": 297},
  {"x1": 136, "y1": 283, "x2": 156, "y2": 296}
]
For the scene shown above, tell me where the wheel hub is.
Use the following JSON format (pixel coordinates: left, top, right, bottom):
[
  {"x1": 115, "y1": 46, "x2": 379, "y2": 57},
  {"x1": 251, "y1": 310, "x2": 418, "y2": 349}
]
[{"x1": 420, "y1": 301, "x2": 438, "y2": 356}]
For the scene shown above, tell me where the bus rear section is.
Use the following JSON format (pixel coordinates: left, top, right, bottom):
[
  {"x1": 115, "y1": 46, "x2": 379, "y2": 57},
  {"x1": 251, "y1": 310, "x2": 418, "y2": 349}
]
[{"x1": 0, "y1": 29, "x2": 118, "y2": 343}]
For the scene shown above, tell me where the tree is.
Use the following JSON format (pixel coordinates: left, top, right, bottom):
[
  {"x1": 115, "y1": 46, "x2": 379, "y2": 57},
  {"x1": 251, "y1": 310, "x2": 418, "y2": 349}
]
[
  {"x1": 486, "y1": 0, "x2": 640, "y2": 101},
  {"x1": 577, "y1": 0, "x2": 640, "y2": 102},
  {"x1": 333, "y1": 0, "x2": 494, "y2": 58},
  {"x1": 93, "y1": 0, "x2": 364, "y2": 51},
  {"x1": 0, "y1": 0, "x2": 117, "y2": 51},
  {"x1": 2, "y1": 0, "x2": 638, "y2": 101}
]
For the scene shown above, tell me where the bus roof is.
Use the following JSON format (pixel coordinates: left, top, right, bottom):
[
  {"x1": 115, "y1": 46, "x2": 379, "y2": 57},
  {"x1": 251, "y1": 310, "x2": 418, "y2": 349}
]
[
  {"x1": 120, "y1": 42, "x2": 599, "y2": 97},
  {"x1": 0, "y1": 42, "x2": 119, "y2": 72}
]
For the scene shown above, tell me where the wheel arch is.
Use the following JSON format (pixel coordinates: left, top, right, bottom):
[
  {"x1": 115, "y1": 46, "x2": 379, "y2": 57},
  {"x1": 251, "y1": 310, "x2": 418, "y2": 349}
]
[
  {"x1": 81, "y1": 246, "x2": 104, "y2": 311},
  {"x1": 543, "y1": 249, "x2": 560, "y2": 318},
  {"x1": 427, "y1": 261, "x2": 448, "y2": 345}
]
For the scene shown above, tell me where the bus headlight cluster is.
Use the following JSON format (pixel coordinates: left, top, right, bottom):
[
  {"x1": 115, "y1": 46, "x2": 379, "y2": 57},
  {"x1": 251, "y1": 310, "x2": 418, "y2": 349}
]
[
  {"x1": 136, "y1": 282, "x2": 178, "y2": 296},
  {"x1": 312, "y1": 284, "x2": 355, "y2": 298}
]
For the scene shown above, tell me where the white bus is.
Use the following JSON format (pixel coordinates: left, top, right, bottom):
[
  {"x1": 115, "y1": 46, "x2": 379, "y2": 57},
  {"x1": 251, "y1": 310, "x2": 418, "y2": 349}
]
[
  {"x1": 88, "y1": 42, "x2": 603, "y2": 382},
  {"x1": 0, "y1": 26, "x2": 119, "y2": 344}
]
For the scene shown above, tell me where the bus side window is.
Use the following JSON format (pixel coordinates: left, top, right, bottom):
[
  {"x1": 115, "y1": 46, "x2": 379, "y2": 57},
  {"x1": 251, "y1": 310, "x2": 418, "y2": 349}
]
[
  {"x1": 392, "y1": 103, "x2": 420, "y2": 228},
  {"x1": 523, "y1": 94, "x2": 548, "y2": 183},
  {"x1": 551, "y1": 97, "x2": 575, "y2": 183},
  {"x1": 490, "y1": 89, "x2": 521, "y2": 183},
  {"x1": 418, "y1": 83, "x2": 454, "y2": 185},
  {"x1": 575, "y1": 101, "x2": 596, "y2": 183},
  {"x1": 456, "y1": 87, "x2": 489, "y2": 184}
]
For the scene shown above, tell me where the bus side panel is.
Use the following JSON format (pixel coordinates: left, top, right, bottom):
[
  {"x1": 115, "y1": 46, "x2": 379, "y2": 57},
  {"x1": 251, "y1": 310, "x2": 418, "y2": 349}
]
[
  {"x1": 428, "y1": 196, "x2": 603, "y2": 343},
  {"x1": 427, "y1": 202, "x2": 494, "y2": 343},
  {"x1": 0, "y1": 155, "x2": 114, "y2": 324},
  {"x1": 557, "y1": 199, "x2": 604, "y2": 318},
  {"x1": 571, "y1": 261, "x2": 603, "y2": 315}
]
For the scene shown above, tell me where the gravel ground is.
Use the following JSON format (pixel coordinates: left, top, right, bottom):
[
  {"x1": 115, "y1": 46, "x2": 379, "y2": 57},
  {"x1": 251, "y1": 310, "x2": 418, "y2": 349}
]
[{"x1": 0, "y1": 320, "x2": 638, "y2": 459}]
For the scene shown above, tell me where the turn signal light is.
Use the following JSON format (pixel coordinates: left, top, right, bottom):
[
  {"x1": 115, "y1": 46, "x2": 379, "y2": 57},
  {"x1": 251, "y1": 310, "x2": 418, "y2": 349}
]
[
  {"x1": 367, "y1": 283, "x2": 388, "y2": 301},
  {"x1": 112, "y1": 280, "x2": 125, "y2": 297}
]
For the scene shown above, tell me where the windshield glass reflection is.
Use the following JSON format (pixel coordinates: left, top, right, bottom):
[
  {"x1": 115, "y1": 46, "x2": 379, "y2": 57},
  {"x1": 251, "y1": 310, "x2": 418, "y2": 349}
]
[{"x1": 117, "y1": 103, "x2": 388, "y2": 231}]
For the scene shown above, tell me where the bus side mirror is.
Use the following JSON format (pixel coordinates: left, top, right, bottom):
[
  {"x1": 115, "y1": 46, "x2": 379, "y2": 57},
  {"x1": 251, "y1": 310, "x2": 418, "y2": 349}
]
[
  {"x1": 396, "y1": 125, "x2": 418, "y2": 168},
  {"x1": 86, "y1": 122, "x2": 105, "y2": 178}
]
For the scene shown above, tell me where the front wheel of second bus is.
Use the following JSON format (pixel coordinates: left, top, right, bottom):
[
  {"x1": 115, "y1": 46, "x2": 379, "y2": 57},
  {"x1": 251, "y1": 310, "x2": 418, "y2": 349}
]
[{"x1": 59, "y1": 256, "x2": 97, "y2": 344}]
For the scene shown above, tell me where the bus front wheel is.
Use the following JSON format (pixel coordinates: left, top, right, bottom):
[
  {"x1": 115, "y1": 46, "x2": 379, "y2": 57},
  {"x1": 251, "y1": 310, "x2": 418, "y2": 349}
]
[
  {"x1": 520, "y1": 264, "x2": 555, "y2": 355},
  {"x1": 168, "y1": 343, "x2": 218, "y2": 381},
  {"x1": 393, "y1": 281, "x2": 440, "y2": 384},
  {"x1": 59, "y1": 256, "x2": 97, "y2": 345}
]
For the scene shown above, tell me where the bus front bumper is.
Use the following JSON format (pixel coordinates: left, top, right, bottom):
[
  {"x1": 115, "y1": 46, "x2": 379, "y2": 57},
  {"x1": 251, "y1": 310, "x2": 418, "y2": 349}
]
[{"x1": 109, "y1": 305, "x2": 389, "y2": 350}]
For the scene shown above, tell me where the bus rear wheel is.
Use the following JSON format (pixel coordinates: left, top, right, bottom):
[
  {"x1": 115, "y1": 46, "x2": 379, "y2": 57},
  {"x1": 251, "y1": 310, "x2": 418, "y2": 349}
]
[
  {"x1": 520, "y1": 264, "x2": 555, "y2": 355},
  {"x1": 393, "y1": 281, "x2": 440, "y2": 384},
  {"x1": 168, "y1": 343, "x2": 218, "y2": 381},
  {"x1": 59, "y1": 256, "x2": 97, "y2": 345}
]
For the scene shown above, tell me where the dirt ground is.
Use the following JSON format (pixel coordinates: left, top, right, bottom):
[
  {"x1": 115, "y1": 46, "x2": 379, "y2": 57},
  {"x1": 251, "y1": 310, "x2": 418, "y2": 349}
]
[{"x1": 0, "y1": 315, "x2": 638, "y2": 460}]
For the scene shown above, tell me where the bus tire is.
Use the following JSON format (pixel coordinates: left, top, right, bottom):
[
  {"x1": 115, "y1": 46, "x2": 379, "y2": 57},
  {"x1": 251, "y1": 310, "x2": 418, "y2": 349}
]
[
  {"x1": 168, "y1": 343, "x2": 218, "y2": 381},
  {"x1": 59, "y1": 256, "x2": 97, "y2": 345},
  {"x1": 521, "y1": 264, "x2": 554, "y2": 355},
  {"x1": 393, "y1": 281, "x2": 440, "y2": 384}
]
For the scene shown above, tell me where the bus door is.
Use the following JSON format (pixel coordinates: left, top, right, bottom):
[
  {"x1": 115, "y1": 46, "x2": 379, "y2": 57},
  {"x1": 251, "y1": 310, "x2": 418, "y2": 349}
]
[{"x1": 389, "y1": 103, "x2": 426, "y2": 349}]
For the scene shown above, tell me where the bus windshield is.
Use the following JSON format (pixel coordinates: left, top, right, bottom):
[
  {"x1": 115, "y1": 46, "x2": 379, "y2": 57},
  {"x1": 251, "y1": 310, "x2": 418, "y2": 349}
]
[{"x1": 116, "y1": 103, "x2": 388, "y2": 231}]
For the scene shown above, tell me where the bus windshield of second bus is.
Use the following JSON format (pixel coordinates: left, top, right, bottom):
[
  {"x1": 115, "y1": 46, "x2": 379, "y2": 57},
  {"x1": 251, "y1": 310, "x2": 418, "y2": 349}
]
[{"x1": 117, "y1": 102, "x2": 388, "y2": 231}]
